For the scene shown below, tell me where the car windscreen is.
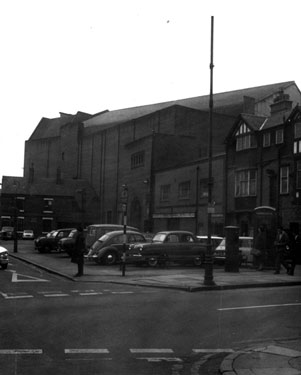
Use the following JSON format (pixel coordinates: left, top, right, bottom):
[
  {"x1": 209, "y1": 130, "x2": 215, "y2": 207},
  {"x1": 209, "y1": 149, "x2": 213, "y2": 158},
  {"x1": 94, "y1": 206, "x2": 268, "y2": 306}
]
[{"x1": 152, "y1": 233, "x2": 166, "y2": 242}]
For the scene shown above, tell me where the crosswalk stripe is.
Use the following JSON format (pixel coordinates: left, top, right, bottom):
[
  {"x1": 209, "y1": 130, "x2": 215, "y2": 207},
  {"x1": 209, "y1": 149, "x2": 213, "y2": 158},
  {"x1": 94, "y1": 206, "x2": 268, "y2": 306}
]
[
  {"x1": 193, "y1": 349, "x2": 234, "y2": 353},
  {"x1": 0, "y1": 349, "x2": 42, "y2": 354},
  {"x1": 130, "y1": 349, "x2": 174, "y2": 353},
  {"x1": 65, "y1": 349, "x2": 110, "y2": 354}
]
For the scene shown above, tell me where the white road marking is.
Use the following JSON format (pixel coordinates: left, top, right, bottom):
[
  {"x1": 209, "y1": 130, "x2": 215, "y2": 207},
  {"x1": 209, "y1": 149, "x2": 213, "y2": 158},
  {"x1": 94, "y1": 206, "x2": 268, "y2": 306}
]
[
  {"x1": 79, "y1": 292, "x2": 103, "y2": 296},
  {"x1": 112, "y1": 291, "x2": 134, "y2": 294},
  {"x1": 0, "y1": 291, "x2": 33, "y2": 299},
  {"x1": 0, "y1": 349, "x2": 42, "y2": 354},
  {"x1": 193, "y1": 349, "x2": 234, "y2": 353},
  {"x1": 130, "y1": 349, "x2": 174, "y2": 353},
  {"x1": 218, "y1": 302, "x2": 301, "y2": 311},
  {"x1": 137, "y1": 357, "x2": 182, "y2": 362},
  {"x1": 11, "y1": 272, "x2": 49, "y2": 283},
  {"x1": 44, "y1": 293, "x2": 70, "y2": 297},
  {"x1": 65, "y1": 349, "x2": 110, "y2": 354}
]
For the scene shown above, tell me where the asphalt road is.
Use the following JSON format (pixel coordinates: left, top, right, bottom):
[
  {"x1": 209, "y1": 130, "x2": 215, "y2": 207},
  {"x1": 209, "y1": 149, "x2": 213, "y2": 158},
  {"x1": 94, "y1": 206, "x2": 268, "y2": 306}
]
[{"x1": 1, "y1": 257, "x2": 300, "y2": 375}]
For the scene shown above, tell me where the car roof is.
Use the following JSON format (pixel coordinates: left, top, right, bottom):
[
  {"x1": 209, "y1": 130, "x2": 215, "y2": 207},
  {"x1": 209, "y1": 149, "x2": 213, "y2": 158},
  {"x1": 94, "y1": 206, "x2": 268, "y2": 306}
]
[
  {"x1": 101, "y1": 230, "x2": 143, "y2": 236},
  {"x1": 155, "y1": 231, "x2": 195, "y2": 235},
  {"x1": 88, "y1": 224, "x2": 138, "y2": 229}
]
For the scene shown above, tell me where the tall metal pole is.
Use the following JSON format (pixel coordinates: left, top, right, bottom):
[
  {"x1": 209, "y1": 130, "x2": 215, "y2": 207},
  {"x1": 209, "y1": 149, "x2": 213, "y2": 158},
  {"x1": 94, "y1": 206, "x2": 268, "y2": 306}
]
[{"x1": 204, "y1": 16, "x2": 215, "y2": 285}]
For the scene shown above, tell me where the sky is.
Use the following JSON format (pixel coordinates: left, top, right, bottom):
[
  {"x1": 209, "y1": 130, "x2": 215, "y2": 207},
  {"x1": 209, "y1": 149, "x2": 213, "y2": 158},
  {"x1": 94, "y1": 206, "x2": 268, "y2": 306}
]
[{"x1": 1, "y1": 0, "x2": 300, "y2": 181}]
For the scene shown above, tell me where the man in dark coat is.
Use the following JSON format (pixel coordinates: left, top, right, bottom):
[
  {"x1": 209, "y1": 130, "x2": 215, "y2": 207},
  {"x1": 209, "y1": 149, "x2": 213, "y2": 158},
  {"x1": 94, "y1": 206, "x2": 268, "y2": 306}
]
[
  {"x1": 253, "y1": 226, "x2": 266, "y2": 271},
  {"x1": 274, "y1": 226, "x2": 290, "y2": 274},
  {"x1": 72, "y1": 226, "x2": 85, "y2": 277}
]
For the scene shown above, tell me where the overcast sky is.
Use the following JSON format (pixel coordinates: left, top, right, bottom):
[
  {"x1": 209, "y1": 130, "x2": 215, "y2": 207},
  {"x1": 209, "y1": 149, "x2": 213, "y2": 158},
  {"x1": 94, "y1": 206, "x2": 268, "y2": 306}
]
[{"x1": 1, "y1": 0, "x2": 300, "y2": 181}]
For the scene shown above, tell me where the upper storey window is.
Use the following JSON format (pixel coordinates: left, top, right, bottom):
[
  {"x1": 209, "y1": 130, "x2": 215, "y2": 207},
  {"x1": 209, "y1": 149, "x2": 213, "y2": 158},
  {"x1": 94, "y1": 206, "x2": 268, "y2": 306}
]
[
  {"x1": 131, "y1": 151, "x2": 145, "y2": 169},
  {"x1": 235, "y1": 123, "x2": 257, "y2": 151},
  {"x1": 294, "y1": 122, "x2": 301, "y2": 154},
  {"x1": 275, "y1": 129, "x2": 284, "y2": 144}
]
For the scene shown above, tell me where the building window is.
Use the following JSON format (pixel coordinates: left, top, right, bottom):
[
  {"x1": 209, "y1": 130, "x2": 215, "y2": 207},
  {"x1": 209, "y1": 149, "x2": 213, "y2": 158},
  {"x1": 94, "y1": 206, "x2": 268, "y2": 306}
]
[
  {"x1": 235, "y1": 169, "x2": 257, "y2": 197},
  {"x1": 42, "y1": 218, "x2": 53, "y2": 233},
  {"x1": 43, "y1": 198, "x2": 53, "y2": 213},
  {"x1": 294, "y1": 123, "x2": 301, "y2": 154},
  {"x1": 16, "y1": 197, "x2": 25, "y2": 212},
  {"x1": 263, "y1": 132, "x2": 271, "y2": 147},
  {"x1": 199, "y1": 178, "x2": 209, "y2": 198},
  {"x1": 131, "y1": 151, "x2": 145, "y2": 169},
  {"x1": 160, "y1": 184, "x2": 171, "y2": 202},
  {"x1": 275, "y1": 129, "x2": 284, "y2": 144},
  {"x1": 17, "y1": 217, "x2": 24, "y2": 232},
  {"x1": 178, "y1": 181, "x2": 190, "y2": 199},
  {"x1": 280, "y1": 166, "x2": 289, "y2": 194},
  {"x1": 235, "y1": 123, "x2": 257, "y2": 151},
  {"x1": 297, "y1": 161, "x2": 301, "y2": 190}
]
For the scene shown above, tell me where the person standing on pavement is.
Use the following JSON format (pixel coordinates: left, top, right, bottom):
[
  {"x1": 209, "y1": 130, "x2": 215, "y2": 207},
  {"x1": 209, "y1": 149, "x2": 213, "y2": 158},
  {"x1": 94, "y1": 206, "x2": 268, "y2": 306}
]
[
  {"x1": 287, "y1": 231, "x2": 301, "y2": 276},
  {"x1": 253, "y1": 226, "x2": 266, "y2": 271},
  {"x1": 72, "y1": 226, "x2": 85, "y2": 277},
  {"x1": 274, "y1": 226, "x2": 290, "y2": 274}
]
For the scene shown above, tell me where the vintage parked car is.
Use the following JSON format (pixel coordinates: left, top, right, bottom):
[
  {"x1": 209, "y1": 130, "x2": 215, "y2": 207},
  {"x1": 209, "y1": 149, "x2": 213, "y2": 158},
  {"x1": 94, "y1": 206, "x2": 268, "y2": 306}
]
[
  {"x1": 58, "y1": 229, "x2": 81, "y2": 256},
  {"x1": 86, "y1": 230, "x2": 147, "y2": 265},
  {"x1": 22, "y1": 229, "x2": 35, "y2": 240},
  {"x1": 35, "y1": 228, "x2": 75, "y2": 253},
  {"x1": 85, "y1": 224, "x2": 139, "y2": 248},
  {"x1": 197, "y1": 235, "x2": 223, "y2": 251},
  {"x1": 0, "y1": 245, "x2": 9, "y2": 269},
  {"x1": 214, "y1": 236, "x2": 254, "y2": 264},
  {"x1": 127, "y1": 231, "x2": 206, "y2": 267},
  {"x1": 0, "y1": 226, "x2": 14, "y2": 240}
]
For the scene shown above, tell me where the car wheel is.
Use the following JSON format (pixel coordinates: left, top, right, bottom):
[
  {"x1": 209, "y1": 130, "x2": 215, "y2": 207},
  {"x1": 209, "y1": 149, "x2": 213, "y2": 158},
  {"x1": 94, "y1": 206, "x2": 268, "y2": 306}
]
[
  {"x1": 147, "y1": 257, "x2": 158, "y2": 267},
  {"x1": 104, "y1": 251, "x2": 117, "y2": 265},
  {"x1": 193, "y1": 257, "x2": 203, "y2": 266},
  {"x1": 1, "y1": 264, "x2": 8, "y2": 270}
]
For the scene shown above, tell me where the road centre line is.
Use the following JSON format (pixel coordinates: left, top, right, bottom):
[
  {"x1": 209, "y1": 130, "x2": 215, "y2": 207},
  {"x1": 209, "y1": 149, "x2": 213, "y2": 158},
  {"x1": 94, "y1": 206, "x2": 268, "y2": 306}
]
[{"x1": 218, "y1": 302, "x2": 301, "y2": 311}]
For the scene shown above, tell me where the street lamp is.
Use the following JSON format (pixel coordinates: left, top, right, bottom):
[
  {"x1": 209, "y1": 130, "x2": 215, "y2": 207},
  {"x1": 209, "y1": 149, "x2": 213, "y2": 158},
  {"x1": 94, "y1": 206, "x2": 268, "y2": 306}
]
[
  {"x1": 204, "y1": 16, "x2": 215, "y2": 286},
  {"x1": 120, "y1": 184, "x2": 128, "y2": 276}
]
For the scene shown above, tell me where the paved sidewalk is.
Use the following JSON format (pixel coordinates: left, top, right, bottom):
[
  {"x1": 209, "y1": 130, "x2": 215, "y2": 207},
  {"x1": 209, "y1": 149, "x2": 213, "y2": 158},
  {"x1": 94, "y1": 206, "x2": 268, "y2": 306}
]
[
  {"x1": 220, "y1": 343, "x2": 301, "y2": 375},
  {"x1": 6, "y1": 242, "x2": 301, "y2": 292}
]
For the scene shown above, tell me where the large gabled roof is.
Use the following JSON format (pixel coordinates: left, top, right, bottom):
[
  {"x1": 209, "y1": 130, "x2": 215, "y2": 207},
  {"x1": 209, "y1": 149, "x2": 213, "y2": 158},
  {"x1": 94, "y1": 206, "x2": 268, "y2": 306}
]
[
  {"x1": 29, "y1": 111, "x2": 93, "y2": 140},
  {"x1": 84, "y1": 81, "x2": 296, "y2": 129}
]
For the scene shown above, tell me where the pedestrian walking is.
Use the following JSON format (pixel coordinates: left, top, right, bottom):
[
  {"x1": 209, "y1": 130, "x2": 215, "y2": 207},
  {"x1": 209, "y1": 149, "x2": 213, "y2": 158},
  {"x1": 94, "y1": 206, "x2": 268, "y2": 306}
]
[
  {"x1": 71, "y1": 226, "x2": 85, "y2": 277},
  {"x1": 274, "y1": 226, "x2": 290, "y2": 274},
  {"x1": 253, "y1": 226, "x2": 266, "y2": 270}
]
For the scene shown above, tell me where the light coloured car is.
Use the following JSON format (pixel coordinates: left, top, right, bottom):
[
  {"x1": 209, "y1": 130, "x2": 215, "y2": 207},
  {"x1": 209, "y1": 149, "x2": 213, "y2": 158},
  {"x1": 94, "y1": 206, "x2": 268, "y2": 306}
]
[
  {"x1": 22, "y1": 229, "x2": 34, "y2": 240},
  {"x1": 197, "y1": 236, "x2": 223, "y2": 251},
  {"x1": 214, "y1": 236, "x2": 253, "y2": 264},
  {"x1": 0, "y1": 246, "x2": 9, "y2": 269}
]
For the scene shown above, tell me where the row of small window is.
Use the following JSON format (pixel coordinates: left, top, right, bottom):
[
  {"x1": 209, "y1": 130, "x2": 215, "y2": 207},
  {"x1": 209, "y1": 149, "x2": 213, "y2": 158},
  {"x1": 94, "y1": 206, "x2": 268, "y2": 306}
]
[
  {"x1": 159, "y1": 180, "x2": 208, "y2": 202},
  {"x1": 235, "y1": 162, "x2": 301, "y2": 197},
  {"x1": 15, "y1": 198, "x2": 53, "y2": 212},
  {"x1": 236, "y1": 128, "x2": 284, "y2": 151},
  {"x1": 236, "y1": 122, "x2": 301, "y2": 152}
]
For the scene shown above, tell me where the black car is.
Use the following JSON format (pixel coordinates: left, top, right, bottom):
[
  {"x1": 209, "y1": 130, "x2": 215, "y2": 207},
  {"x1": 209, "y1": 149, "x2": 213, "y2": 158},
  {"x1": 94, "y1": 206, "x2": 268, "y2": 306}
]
[
  {"x1": 58, "y1": 229, "x2": 80, "y2": 256},
  {"x1": 0, "y1": 226, "x2": 14, "y2": 240},
  {"x1": 86, "y1": 230, "x2": 147, "y2": 265},
  {"x1": 127, "y1": 231, "x2": 206, "y2": 267},
  {"x1": 35, "y1": 228, "x2": 75, "y2": 253}
]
